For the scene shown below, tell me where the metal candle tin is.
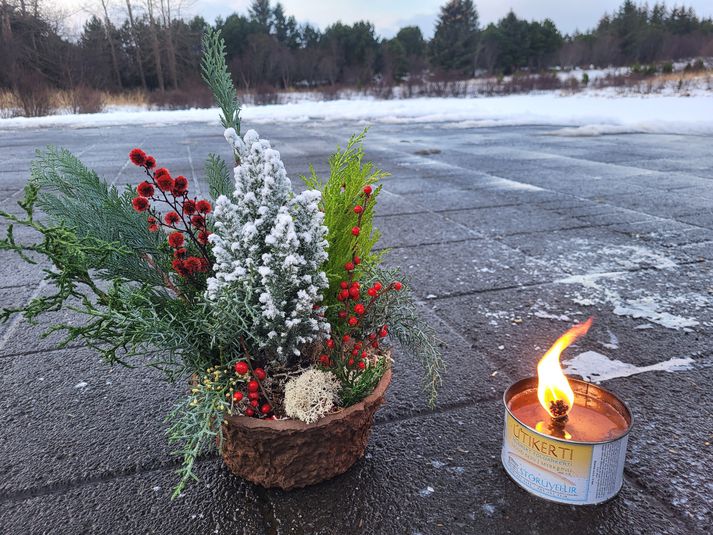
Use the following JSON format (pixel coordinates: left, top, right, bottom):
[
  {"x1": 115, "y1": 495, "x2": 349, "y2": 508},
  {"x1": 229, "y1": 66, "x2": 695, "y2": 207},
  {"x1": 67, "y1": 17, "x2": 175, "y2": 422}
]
[{"x1": 501, "y1": 377, "x2": 633, "y2": 505}]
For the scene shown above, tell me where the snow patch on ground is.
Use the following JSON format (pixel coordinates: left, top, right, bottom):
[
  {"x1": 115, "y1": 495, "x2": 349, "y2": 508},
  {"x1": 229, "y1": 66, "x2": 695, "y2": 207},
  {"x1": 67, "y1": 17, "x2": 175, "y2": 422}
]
[
  {"x1": 552, "y1": 243, "x2": 707, "y2": 330},
  {"x1": 612, "y1": 298, "x2": 699, "y2": 329},
  {"x1": 564, "y1": 350, "x2": 694, "y2": 382},
  {"x1": 1, "y1": 94, "x2": 712, "y2": 135}
]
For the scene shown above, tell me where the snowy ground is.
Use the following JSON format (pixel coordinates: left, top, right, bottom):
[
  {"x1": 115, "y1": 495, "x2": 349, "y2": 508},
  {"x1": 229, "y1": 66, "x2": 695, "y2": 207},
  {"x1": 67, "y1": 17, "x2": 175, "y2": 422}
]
[{"x1": 1, "y1": 92, "x2": 712, "y2": 137}]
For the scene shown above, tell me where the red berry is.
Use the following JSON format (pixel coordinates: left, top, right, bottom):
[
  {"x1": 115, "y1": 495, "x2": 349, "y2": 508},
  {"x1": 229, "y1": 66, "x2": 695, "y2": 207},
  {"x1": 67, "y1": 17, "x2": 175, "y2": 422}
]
[
  {"x1": 354, "y1": 256, "x2": 361, "y2": 265},
  {"x1": 167, "y1": 231, "x2": 184, "y2": 248},
  {"x1": 183, "y1": 256, "x2": 202, "y2": 273},
  {"x1": 261, "y1": 404, "x2": 271, "y2": 414},
  {"x1": 367, "y1": 288, "x2": 377, "y2": 297},
  {"x1": 354, "y1": 342, "x2": 362, "y2": 349},
  {"x1": 349, "y1": 287, "x2": 360, "y2": 299},
  {"x1": 342, "y1": 334, "x2": 351, "y2": 343},
  {"x1": 351, "y1": 281, "x2": 360, "y2": 289},
  {"x1": 319, "y1": 354, "x2": 330, "y2": 365},
  {"x1": 233, "y1": 391, "x2": 243, "y2": 402},
  {"x1": 254, "y1": 368, "x2": 266, "y2": 380},
  {"x1": 129, "y1": 148, "x2": 146, "y2": 166},
  {"x1": 173, "y1": 175, "x2": 188, "y2": 195},
  {"x1": 361, "y1": 351, "x2": 367, "y2": 358},
  {"x1": 374, "y1": 282, "x2": 382, "y2": 291},
  {"x1": 348, "y1": 358, "x2": 355, "y2": 366},
  {"x1": 197, "y1": 230, "x2": 211, "y2": 244},
  {"x1": 363, "y1": 185, "x2": 372, "y2": 195},
  {"x1": 351, "y1": 226, "x2": 360, "y2": 236},
  {"x1": 235, "y1": 361, "x2": 249, "y2": 375},
  {"x1": 340, "y1": 281, "x2": 348, "y2": 289},
  {"x1": 183, "y1": 199, "x2": 197, "y2": 215},
  {"x1": 156, "y1": 174, "x2": 174, "y2": 192},
  {"x1": 196, "y1": 199, "x2": 212, "y2": 214},
  {"x1": 393, "y1": 281, "x2": 403, "y2": 291},
  {"x1": 368, "y1": 333, "x2": 377, "y2": 340},
  {"x1": 354, "y1": 303, "x2": 365, "y2": 315},
  {"x1": 326, "y1": 339, "x2": 335, "y2": 349},
  {"x1": 248, "y1": 380, "x2": 259, "y2": 393},
  {"x1": 358, "y1": 361, "x2": 366, "y2": 369},
  {"x1": 371, "y1": 341, "x2": 379, "y2": 348},
  {"x1": 338, "y1": 310, "x2": 347, "y2": 319},
  {"x1": 345, "y1": 262, "x2": 355, "y2": 271},
  {"x1": 132, "y1": 197, "x2": 149, "y2": 212},
  {"x1": 379, "y1": 327, "x2": 388, "y2": 337},
  {"x1": 354, "y1": 205, "x2": 363, "y2": 214},
  {"x1": 245, "y1": 408, "x2": 255, "y2": 417},
  {"x1": 164, "y1": 211, "x2": 180, "y2": 225},
  {"x1": 137, "y1": 181, "x2": 155, "y2": 197},
  {"x1": 351, "y1": 348, "x2": 359, "y2": 356},
  {"x1": 339, "y1": 289, "x2": 349, "y2": 300},
  {"x1": 348, "y1": 316, "x2": 358, "y2": 326},
  {"x1": 250, "y1": 399, "x2": 259, "y2": 408},
  {"x1": 248, "y1": 391, "x2": 259, "y2": 400}
]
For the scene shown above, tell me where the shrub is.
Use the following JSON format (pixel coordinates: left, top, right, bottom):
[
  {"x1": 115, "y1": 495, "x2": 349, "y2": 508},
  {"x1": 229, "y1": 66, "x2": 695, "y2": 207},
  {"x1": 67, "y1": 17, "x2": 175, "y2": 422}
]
[
  {"x1": 14, "y1": 72, "x2": 53, "y2": 117},
  {"x1": 65, "y1": 86, "x2": 105, "y2": 114}
]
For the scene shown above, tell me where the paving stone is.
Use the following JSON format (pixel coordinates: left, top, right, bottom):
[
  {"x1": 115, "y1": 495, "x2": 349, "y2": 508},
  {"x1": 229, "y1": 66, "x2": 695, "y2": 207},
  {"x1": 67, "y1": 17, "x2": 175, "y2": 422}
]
[
  {"x1": 1, "y1": 121, "x2": 711, "y2": 533},
  {"x1": 263, "y1": 402, "x2": 692, "y2": 535},
  {"x1": 0, "y1": 347, "x2": 185, "y2": 494},
  {"x1": 383, "y1": 238, "x2": 560, "y2": 300},
  {"x1": 0, "y1": 463, "x2": 266, "y2": 534},
  {"x1": 442, "y1": 204, "x2": 591, "y2": 238},
  {"x1": 375, "y1": 211, "x2": 477, "y2": 248}
]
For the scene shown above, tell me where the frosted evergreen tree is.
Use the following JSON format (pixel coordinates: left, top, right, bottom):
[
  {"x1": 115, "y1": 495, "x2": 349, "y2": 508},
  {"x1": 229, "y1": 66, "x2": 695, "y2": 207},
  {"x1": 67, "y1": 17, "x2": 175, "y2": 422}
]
[{"x1": 207, "y1": 128, "x2": 329, "y2": 361}]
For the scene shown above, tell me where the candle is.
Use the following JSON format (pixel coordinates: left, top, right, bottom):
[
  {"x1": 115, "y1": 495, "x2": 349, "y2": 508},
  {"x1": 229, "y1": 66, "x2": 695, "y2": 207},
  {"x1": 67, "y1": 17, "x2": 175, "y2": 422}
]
[
  {"x1": 508, "y1": 385, "x2": 629, "y2": 442},
  {"x1": 501, "y1": 319, "x2": 632, "y2": 505}
]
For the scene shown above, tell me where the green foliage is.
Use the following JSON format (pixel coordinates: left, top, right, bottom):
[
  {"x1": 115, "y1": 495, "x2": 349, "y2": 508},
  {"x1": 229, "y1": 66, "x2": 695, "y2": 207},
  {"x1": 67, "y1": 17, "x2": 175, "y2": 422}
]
[
  {"x1": 205, "y1": 153, "x2": 233, "y2": 200},
  {"x1": 29, "y1": 147, "x2": 168, "y2": 288},
  {"x1": 338, "y1": 356, "x2": 388, "y2": 407},
  {"x1": 201, "y1": 27, "x2": 241, "y2": 134},
  {"x1": 167, "y1": 365, "x2": 241, "y2": 498},
  {"x1": 429, "y1": 0, "x2": 479, "y2": 73},
  {"x1": 360, "y1": 267, "x2": 445, "y2": 406},
  {"x1": 302, "y1": 130, "x2": 388, "y2": 315}
]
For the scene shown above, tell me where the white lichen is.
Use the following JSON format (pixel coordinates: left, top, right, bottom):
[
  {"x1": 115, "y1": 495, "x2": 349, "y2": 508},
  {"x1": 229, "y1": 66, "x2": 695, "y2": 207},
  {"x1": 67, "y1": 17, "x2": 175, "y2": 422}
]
[{"x1": 283, "y1": 368, "x2": 341, "y2": 424}]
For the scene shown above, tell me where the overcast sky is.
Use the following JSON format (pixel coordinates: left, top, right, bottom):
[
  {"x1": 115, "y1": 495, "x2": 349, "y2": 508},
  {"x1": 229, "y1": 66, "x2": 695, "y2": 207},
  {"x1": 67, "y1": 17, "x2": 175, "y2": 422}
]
[{"x1": 55, "y1": 1, "x2": 713, "y2": 38}]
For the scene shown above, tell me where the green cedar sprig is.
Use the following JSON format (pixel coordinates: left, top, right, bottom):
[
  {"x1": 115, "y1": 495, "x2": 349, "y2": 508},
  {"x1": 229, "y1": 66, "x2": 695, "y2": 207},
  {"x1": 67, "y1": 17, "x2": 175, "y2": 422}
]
[
  {"x1": 201, "y1": 27, "x2": 241, "y2": 135},
  {"x1": 302, "y1": 129, "x2": 388, "y2": 316}
]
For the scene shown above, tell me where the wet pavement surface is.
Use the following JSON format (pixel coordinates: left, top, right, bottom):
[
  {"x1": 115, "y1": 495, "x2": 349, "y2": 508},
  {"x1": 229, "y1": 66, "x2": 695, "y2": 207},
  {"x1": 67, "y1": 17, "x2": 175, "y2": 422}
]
[{"x1": 1, "y1": 120, "x2": 712, "y2": 534}]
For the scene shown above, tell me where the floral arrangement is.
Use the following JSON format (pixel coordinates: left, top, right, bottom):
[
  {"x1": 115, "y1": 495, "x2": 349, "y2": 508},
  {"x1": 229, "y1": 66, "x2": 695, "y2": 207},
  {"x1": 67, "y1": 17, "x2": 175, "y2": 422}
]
[{"x1": 0, "y1": 30, "x2": 443, "y2": 496}]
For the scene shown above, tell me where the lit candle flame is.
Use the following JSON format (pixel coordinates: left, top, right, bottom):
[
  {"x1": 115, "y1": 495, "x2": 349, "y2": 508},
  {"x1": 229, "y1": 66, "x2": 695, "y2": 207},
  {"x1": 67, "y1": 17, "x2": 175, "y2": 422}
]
[{"x1": 537, "y1": 318, "x2": 593, "y2": 418}]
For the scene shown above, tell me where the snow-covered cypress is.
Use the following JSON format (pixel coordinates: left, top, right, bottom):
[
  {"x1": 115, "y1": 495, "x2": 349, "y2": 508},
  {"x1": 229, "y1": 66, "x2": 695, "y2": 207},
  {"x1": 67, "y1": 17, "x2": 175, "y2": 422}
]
[{"x1": 207, "y1": 129, "x2": 329, "y2": 361}]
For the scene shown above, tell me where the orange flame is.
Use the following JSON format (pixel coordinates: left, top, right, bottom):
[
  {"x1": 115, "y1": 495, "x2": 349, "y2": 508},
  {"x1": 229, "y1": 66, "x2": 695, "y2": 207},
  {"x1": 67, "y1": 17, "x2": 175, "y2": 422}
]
[{"x1": 537, "y1": 318, "x2": 593, "y2": 418}]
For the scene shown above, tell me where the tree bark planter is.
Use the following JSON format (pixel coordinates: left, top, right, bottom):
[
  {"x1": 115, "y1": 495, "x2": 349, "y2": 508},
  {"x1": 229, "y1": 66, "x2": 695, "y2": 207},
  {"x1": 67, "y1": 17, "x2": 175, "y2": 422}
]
[{"x1": 220, "y1": 367, "x2": 392, "y2": 490}]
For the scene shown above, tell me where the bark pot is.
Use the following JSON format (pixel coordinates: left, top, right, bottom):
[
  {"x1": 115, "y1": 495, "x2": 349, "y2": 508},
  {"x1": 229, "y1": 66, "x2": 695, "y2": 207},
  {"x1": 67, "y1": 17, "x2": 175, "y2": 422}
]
[{"x1": 221, "y1": 367, "x2": 392, "y2": 490}]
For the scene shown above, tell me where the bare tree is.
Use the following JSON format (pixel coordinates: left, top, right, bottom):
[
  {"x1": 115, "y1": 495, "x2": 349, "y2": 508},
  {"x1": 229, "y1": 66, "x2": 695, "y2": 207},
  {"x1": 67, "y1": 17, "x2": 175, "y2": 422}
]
[
  {"x1": 158, "y1": 0, "x2": 177, "y2": 89},
  {"x1": 99, "y1": 0, "x2": 123, "y2": 89},
  {"x1": 125, "y1": 0, "x2": 147, "y2": 90},
  {"x1": 145, "y1": 0, "x2": 164, "y2": 92}
]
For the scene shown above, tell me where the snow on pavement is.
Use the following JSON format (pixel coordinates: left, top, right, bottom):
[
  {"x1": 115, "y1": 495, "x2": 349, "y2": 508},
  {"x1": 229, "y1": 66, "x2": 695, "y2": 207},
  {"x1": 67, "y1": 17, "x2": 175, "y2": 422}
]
[{"x1": 1, "y1": 94, "x2": 712, "y2": 135}]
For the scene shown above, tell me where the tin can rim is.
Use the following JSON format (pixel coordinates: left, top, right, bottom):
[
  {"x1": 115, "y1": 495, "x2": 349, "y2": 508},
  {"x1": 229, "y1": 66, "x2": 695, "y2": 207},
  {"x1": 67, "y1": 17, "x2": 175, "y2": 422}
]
[{"x1": 502, "y1": 376, "x2": 633, "y2": 446}]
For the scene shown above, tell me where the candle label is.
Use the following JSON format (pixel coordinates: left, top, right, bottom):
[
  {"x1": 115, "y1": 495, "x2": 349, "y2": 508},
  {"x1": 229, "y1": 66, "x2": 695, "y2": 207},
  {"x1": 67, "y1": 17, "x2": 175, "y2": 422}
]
[{"x1": 502, "y1": 412, "x2": 628, "y2": 504}]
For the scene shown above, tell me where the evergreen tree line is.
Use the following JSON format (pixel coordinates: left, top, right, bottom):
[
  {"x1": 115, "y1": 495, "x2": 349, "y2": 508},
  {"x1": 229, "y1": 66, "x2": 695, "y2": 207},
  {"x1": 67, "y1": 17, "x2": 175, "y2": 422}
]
[{"x1": 1, "y1": 0, "x2": 712, "y2": 98}]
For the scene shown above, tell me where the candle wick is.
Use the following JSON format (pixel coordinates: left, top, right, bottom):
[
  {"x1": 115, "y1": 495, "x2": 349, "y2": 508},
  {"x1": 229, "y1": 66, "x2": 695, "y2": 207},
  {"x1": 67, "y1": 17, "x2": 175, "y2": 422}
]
[{"x1": 549, "y1": 399, "x2": 569, "y2": 419}]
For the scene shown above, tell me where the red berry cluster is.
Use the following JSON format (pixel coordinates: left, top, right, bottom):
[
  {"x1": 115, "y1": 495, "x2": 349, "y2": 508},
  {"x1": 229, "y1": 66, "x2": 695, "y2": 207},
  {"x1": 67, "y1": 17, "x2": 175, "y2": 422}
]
[
  {"x1": 319, "y1": 185, "x2": 403, "y2": 372},
  {"x1": 233, "y1": 361, "x2": 272, "y2": 418},
  {"x1": 129, "y1": 148, "x2": 213, "y2": 278}
]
